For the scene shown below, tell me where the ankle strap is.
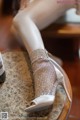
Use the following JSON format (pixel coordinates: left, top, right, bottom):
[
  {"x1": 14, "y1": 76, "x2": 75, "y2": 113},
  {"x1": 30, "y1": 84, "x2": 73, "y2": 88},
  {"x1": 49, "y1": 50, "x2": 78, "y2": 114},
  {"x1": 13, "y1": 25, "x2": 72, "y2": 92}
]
[{"x1": 30, "y1": 49, "x2": 48, "y2": 64}]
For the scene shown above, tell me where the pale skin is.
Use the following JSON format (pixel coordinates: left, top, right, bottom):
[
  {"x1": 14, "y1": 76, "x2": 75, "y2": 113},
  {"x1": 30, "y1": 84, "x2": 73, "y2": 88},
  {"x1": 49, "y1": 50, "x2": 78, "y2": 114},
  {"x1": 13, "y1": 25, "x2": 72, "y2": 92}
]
[{"x1": 12, "y1": 0, "x2": 76, "y2": 56}]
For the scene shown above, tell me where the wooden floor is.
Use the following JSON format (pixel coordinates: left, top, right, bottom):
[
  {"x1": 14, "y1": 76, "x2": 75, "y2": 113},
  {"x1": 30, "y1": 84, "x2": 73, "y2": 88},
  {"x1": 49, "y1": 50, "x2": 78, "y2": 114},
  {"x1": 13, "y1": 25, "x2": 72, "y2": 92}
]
[{"x1": 0, "y1": 16, "x2": 80, "y2": 120}]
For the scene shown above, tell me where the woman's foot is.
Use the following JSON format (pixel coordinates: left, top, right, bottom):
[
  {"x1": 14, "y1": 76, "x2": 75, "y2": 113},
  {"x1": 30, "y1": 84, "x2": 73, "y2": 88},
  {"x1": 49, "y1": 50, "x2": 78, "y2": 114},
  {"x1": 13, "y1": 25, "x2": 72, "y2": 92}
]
[
  {"x1": 25, "y1": 49, "x2": 72, "y2": 112},
  {"x1": 26, "y1": 49, "x2": 56, "y2": 112}
]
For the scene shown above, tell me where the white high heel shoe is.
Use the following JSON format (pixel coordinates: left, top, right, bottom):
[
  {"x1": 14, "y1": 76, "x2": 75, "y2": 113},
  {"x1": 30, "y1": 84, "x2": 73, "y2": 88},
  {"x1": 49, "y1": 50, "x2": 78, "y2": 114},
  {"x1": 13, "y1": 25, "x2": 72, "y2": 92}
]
[
  {"x1": 25, "y1": 49, "x2": 72, "y2": 112},
  {"x1": 25, "y1": 95, "x2": 55, "y2": 112}
]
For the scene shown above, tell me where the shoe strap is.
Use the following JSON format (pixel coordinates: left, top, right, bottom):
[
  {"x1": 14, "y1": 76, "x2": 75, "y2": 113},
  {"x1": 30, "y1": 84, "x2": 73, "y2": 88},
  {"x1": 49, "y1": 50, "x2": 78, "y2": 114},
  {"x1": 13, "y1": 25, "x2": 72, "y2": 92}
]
[{"x1": 30, "y1": 49, "x2": 49, "y2": 64}]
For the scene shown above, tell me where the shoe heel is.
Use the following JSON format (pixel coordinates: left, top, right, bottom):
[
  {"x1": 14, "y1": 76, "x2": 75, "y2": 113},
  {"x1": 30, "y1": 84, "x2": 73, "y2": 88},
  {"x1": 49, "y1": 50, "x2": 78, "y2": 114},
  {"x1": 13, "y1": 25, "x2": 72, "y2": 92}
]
[
  {"x1": 48, "y1": 55, "x2": 72, "y2": 102},
  {"x1": 60, "y1": 78, "x2": 72, "y2": 102}
]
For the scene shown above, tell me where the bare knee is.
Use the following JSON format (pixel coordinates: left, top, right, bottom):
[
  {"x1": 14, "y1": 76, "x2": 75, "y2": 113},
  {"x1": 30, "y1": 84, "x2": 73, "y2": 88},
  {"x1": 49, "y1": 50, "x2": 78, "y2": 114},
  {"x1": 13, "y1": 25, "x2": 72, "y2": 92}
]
[{"x1": 13, "y1": 10, "x2": 34, "y2": 29}]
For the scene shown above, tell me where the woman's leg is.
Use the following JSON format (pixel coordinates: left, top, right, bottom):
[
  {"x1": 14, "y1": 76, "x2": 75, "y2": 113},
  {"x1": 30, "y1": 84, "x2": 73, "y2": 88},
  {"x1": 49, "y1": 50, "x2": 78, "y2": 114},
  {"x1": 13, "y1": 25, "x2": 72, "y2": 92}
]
[
  {"x1": 12, "y1": 0, "x2": 74, "y2": 112},
  {"x1": 13, "y1": 0, "x2": 75, "y2": 55}
]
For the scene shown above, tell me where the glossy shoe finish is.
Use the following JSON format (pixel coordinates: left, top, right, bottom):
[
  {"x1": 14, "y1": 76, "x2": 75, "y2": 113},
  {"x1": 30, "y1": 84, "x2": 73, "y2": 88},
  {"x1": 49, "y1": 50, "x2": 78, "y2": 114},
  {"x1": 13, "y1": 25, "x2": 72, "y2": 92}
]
[
  {"x1": 25, "y1": 95, "x2": 55, "y2": 112},
  {"x1": 48, "y1": 52, "x2": 72, "y2": 102}
]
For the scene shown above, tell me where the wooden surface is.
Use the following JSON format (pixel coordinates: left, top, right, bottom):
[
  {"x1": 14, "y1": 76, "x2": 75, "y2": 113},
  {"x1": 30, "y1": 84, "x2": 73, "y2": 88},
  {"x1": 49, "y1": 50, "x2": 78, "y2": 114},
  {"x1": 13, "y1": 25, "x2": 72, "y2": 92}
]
[
  {"x1": 42, "y1": 8, "x2": 80, "y2": 37},
  {"x1": 42, "y1": 24, "x2": 80, "y2": 38}
]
